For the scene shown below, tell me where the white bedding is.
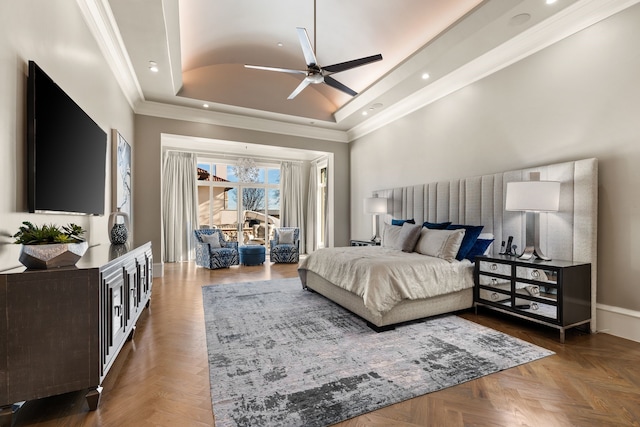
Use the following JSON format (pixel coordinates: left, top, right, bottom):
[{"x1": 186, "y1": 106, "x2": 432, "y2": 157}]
[{"x1": 298, "y1": 246, "x2": 474, "y2": 317}]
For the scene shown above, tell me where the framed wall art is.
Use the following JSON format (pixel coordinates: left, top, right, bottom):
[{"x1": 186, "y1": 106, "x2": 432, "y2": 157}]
[{"x1": 112, "y1": 129, "x2": 131, "y2": 221}]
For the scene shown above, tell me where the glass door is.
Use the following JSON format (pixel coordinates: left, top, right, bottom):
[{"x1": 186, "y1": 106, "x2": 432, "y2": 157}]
[
  {"x1": 242, "y1": 187, "x2": 267, "y2": 246},
  {"x1": 197, "y1": 160, "x2": 281, "y2": 249}
]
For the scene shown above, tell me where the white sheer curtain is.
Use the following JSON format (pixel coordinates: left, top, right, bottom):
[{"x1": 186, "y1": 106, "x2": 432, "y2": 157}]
[
  {"x1": 162, "y1": 151, "x2": 199, "y2": 262},
  {"x1": 280, "y1": 161, "x2": 305, "y2": 252},
  {"x1": 306, "y1": 161, "x2": 318, "y2": 253}
]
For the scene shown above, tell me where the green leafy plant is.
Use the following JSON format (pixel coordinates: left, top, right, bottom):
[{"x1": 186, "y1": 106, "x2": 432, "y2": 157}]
[{"x1": 13, "y1": 221, "x2": 86, "y2": 245}]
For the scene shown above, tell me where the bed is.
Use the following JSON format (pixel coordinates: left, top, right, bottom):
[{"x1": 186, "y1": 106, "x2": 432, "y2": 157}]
[{"x1": 298, "y1": 158, "x2": 599, "y2": 331}]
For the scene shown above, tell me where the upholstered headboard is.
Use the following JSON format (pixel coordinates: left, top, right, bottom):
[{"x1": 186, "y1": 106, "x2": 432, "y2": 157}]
[{"x1": 373, "y1": 158, "x2": 598, "y2": 330}]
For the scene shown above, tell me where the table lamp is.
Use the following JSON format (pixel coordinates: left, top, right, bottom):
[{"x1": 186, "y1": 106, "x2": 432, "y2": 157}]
[
  {"x1": 363, "y1": 197, "x2": 387, "y2": 242},
  {"x1": 505, "y1": 173, "x2": 560, "y2": 260}
]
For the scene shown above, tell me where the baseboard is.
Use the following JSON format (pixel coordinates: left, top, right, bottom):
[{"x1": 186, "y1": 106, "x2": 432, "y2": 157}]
[
  {"x1": 153, "y1": 262, "x2": 164, "y2": 277},
  {"x1": 596, "y1": 303, "x2": 640, "y2": 343}
]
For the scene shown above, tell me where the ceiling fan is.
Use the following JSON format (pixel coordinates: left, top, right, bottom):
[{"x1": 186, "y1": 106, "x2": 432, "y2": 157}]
[{"x1": 244, "y1": 27, "x2": 383, "y2": 100}]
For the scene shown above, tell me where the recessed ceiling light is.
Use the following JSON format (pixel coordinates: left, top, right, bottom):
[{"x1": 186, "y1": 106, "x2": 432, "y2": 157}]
[
  {"x1": 203, "y1": 103, "x2": 209, "y2": 108},
  {"x1": 546, "y1": 0, "x2": 557, "y2": 4},
  {"x1": 277, "y1": 42, "x2": 284, "y2": 47},
  {"x1": 509, "y1": 13, "x2": 532, "y2": 26},
  {"x1": 148, "y1": 61, "x2": 159, "y2": 72},
  {"x1": 422, "y1": 72, "x2": 430, "y2": 80},
  {"x1": 362, "y1": 111, "x2": 368, "y2": 116}
]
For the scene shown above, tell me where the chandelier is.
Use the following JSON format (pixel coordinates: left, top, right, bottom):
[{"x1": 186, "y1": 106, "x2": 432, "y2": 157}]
[{"x1": 232, "y1": 157, "x2": 259, "y2": 183}]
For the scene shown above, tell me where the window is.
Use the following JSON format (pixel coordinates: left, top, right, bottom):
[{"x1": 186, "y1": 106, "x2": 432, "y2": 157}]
[{"x1": 197, "y1": 159, "x2": 280, "y2": 249}]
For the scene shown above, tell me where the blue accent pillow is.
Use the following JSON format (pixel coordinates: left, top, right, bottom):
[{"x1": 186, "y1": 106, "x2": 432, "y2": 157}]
[
  {"x1": 465, "y1": 238, "x2": 494, "y2": 262},
  {"x1": 446, "y1": 224, "x2": 485, "y2": 261},
  {"x1": 422, "y1": 221, "x2": 452, "y2": 229},
  {"x1": 391, "y1": 218, "x2": 415, "y2": 226}
]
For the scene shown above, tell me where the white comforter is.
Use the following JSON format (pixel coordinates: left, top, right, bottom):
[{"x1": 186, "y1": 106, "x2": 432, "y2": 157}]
[{"x1": 298, "y1": 246, "x2": 474, "y2": 317}]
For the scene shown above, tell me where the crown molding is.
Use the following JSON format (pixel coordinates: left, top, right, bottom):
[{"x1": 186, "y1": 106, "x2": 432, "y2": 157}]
[
  {"x1": 79, "y1": 0, "x2": 638, "y2": 143},
  {"x1": 76, "y1": 0, "x2": 144, "y2": 109},
  {"x1": 347, "y1": 0, "x2": 640, "y2": 141},
  {"x1": 136, "y1": 101, "x2": 350, "y2": 143}
]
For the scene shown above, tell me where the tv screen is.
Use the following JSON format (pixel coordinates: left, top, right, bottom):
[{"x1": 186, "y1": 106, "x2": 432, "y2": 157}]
[{"x1": 27, "y1": 61, "x2": 107, "y2": 215}]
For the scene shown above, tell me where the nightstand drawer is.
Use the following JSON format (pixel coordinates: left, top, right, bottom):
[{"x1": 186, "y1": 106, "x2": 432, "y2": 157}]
[
  {"x1": 478, "y1": 275, "x2": 510, "y2": 288},
  {"x1": 478, "y1": 260, "x2": 511, "y2": 276},
  {"x1": 512, "y1": 299, "x2": 558, "y2": 321},
  {"x1": 516, "y1": 281, "x2": 558, "y2": 303},
  {"x1": 350, "y1": 240, "x2": 380, "y2": 247},
  {"x1": 516, "y1": 266, "x2": 558, "y2": 285},
  {"x1": 478, "y1": 288, "x2": 511, "y2": 305}
]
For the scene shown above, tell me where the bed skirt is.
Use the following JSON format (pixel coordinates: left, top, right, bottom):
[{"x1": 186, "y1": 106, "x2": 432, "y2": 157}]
[{"x1": 302, "y1": 270, "x2": 473, "y2": 328}]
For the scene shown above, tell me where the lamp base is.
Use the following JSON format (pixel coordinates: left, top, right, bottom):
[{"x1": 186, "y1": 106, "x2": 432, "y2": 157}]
[{"x1": 518, "y1": 245, "x2": 551, "y2": 261}]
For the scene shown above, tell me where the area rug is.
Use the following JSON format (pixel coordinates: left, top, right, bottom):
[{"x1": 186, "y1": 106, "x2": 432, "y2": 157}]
[{"x1": 202, "y1": 278, "x2": 554, "y2": 427}]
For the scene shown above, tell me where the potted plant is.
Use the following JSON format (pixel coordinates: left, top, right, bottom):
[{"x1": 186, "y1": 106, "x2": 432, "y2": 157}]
[{"x1": 13, "y1": 221, "x2": 89, "y2": 269}]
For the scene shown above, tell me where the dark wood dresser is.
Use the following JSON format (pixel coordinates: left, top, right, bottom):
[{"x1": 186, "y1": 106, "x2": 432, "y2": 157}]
[{"x1": 0, "y1": 242, "x2": 152, "y2": 426}]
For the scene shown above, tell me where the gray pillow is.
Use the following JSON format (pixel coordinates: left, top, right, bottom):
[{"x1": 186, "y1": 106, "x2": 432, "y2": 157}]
[
  {"x1": 201, "y1": 233, "x2": 221, "y2": 248},
  {"x1": 398, "y1": 222, "x2": 422, "y2": 252},
  {"x1": 279, "y1": 229, "x2": 295, "y2": 244}
]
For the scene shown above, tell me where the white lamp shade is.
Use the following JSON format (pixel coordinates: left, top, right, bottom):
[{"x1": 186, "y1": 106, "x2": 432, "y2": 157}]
[
  {"x1": 364, "y1": 197, "x2": 387, "y2": 214},
  {"x1": 505, "y1": 181, "x2": 561, "y2": 212}
]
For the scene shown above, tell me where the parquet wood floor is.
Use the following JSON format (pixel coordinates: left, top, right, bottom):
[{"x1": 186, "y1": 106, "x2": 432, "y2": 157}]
[{"x1": 10, "y1": 261, "x2": 640, "y2": 426}]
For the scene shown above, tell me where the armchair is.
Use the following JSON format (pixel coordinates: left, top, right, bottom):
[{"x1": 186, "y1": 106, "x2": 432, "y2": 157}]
[
  {"x1": 269, "y1": 227, "x2": 300, "y2": 263},
  {"x1": 193, "y1": 228, "x2": 239, "y2": 269}
]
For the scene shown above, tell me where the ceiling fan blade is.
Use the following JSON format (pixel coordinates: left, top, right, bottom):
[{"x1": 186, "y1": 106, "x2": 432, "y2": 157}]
[
  {"x1": 244, "y1": 64, "x2": 306, "y2": 75},
  {"x1": 322, "y1": 54, "x2": 383, "y2": 74},
  {"x1": 324, "y1": 76, "x2": 357, "y2": 97},
  {"x1": 296, "y1": 27, "x2": 318, "y2": 67},
  {"x1": 287, "y1": 79, "x2": 312, "y2": 100}
]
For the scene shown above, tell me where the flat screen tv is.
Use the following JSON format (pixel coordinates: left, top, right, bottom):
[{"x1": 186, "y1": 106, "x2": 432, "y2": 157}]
[{"x1": 27, "y1": 60, "x2": 107, "y2": 215}]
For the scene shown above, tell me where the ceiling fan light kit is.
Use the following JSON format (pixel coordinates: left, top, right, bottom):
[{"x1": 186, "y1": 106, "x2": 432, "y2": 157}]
[{"x1": 245, "y1": 27, "x2": 382, "y2": 100}]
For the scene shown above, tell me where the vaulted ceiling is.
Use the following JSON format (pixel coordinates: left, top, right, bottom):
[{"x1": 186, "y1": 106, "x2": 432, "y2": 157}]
[{"x1": 83, "y1": 0, "x2": 627, "y2": 140}]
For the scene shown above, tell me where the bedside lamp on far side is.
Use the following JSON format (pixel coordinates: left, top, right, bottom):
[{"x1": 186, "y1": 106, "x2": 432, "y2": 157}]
[
  {"x1": 505, "y1": 173, "x2": 560, "y2": 261},
  {"x1": 364, "y1": 197, "x2": 387, "y2": 242}
]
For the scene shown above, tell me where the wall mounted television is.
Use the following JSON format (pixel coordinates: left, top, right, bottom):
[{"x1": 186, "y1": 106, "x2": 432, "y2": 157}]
[{"x1": 27, "y1": 60, "x2": 107, "y2": 216}]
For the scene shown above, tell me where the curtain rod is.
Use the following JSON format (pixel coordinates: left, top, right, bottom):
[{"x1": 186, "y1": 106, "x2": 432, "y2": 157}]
[{"x1": 164, "y1": 148, "x2": 304, "y2": 164}]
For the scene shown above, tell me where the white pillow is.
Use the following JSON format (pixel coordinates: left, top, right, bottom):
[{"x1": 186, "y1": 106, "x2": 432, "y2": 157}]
[
  {"x1": 381, "y1": 223, "x2": 403, "y2": 249},
  {"x1": 201, "y1": 233, "x2": 221, "y2": 248},
  {"x1": 414, "y1": 228, "x2": 466, "y2": 261},
  {"x1": 279, "y1": 229, "x2": 295, "y2": 244}
]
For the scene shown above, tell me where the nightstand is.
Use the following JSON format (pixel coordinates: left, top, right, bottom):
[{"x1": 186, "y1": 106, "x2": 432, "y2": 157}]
[
  {"x1": 474, "y1": 254, "x2": 591, "y2": 343},
  {"x1": 350, "y1": 239, "x2": 380, "y2": 247}
]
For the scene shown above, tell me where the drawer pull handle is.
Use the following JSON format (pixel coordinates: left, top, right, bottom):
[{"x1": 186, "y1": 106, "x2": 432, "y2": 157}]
[
  {"x1": 491, "y1": 292, "x2": 499, "y2": 300},
  {"x1": 491, "y1": 278, "x2": 498, "y2": 286},
  {"x1": 531, "y1": 302, "x2": 539, "y2": 311},
  {"x1": 490, "y1": 264, "x2": 498, "y2": 271},
  {"x1": 531, "y1": 269, "x2": 540, "y2": 279}
]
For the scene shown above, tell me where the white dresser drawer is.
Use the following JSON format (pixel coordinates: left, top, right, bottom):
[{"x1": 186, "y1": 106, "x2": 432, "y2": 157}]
[
  {"x1": 516, "y1": 266, "x2": 558, "y2": 285},
  {"x1": 478, "y1": 260, "x2": 511, "y2": 276}
]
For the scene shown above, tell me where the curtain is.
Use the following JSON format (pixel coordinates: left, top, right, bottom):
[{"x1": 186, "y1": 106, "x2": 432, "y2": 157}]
[
  {"x1": 323, "y1": 162, "x2": 329, "y2": 247},
  {"x1": 306, "y1": 161, "x2": 318, "y2": 253},
  {"x1": 280, "y1": 161, "x2": 305, "y2": 253},
  {"x1": 162, "y1": 151, "x2": 199, "y2": 262}
]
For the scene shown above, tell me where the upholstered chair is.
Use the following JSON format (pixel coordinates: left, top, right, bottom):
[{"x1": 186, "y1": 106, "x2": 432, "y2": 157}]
[
  {"x1": 193, "y1": 228, "x2": 239, "y2": 269},
  {"x1": 269, "y1": 227, "x2": 300, "y2": 263}
]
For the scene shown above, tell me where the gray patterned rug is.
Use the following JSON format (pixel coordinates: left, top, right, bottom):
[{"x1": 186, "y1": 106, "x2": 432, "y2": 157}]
[{"x1": 202, "y1": 278, "x2": 553, "y2": 427}]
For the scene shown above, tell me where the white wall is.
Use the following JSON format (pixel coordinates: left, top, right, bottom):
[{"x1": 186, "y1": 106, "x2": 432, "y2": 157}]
[
  {"x1": 350, "y1": 5, "x2": 640, "y2": 341},
  {"x1": 0, "y1": 0, "x2": 134, "y2": 269}
]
